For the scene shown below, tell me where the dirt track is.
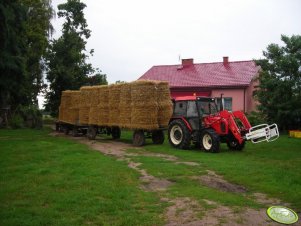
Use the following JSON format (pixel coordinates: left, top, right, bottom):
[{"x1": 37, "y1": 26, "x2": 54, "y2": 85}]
[{"x1": 50, "y1": 131, "x2": 296, "y2": 226}]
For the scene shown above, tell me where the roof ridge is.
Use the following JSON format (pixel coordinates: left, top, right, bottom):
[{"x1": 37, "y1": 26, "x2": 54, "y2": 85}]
[{"x1": 152, "y1": 60, "x2": 255, "y2": 68}]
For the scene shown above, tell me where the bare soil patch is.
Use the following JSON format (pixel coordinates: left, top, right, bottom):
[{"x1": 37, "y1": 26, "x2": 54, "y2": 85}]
[
  {"x1": 164, "y1": 197, "x2": 282, "y2": 226},
  {"x1": 197, "y1": 170, "x2": 247, "y2": 193}
]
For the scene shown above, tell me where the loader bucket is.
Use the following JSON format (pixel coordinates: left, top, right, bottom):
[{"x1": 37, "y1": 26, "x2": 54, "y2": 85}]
[{"x1": 246, "y1": 123, "x2": 279, "y2": 143}]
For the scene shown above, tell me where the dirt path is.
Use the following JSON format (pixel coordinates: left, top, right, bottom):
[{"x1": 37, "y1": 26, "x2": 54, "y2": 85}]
[{"x1": 50, "y1": 132, "x2": 297, "y2": 226}]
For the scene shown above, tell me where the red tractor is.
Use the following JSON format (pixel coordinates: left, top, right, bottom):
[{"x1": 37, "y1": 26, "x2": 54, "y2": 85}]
[{"x1": 168, "y1": 96, "x2": 279, "y2": 152}]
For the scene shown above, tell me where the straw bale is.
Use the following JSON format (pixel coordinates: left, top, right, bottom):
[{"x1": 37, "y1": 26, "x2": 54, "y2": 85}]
[
  {"x1": 89, "y1": 107, "x2": 99, "y2": 125},
  {"x1": 130, "y1": 103, "x2": 159, "y2": 130},
  {"x1": 98, "y1": 85, "x2": 109, "y2": 105},
  {"x1": 131, "y1": 80, "x2": 157, "y2": 105},
  {"x1": 130, "y1": 80, "x2": 159, "y2": 129},
  {"x1": 108, "y1": 84, "x2": 122, "y2": 126},
  {"x1": 98, "y1": 106, "x2": 109, "y2": 126},
  {"x1": 79, "y1": 107, "x2": 90, "y2": 124},
  {"x1": 90, "y1": 86, "x2": 102, "y2": 107},
  {"x1": 156, "y1": 81, "x2": 173, "y2": 127},
  {"x1": 98, "y1": 85, "x2": 109, "y2": 126},
  {"x1": 60, "y1": 91, "x2": 72, "y2": 108},
  {"x1": 58, "y1": 105, "x2": 63, "y2": 121},
  {"x1": 119, "y1": 83, "x2": 131, "y2": 128},
  {"x1": 69, "y1": 91, "x2": 81, "y2": 109},
  {"x1": 68, "y1": 108, "x2": 79, "y2": 124},
  {"x1": 80, "y1": 86, "x2": 93, "y2": 107}
]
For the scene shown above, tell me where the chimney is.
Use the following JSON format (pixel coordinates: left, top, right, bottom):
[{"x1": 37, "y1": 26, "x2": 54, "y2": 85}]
[
  {"x1": 182, "y1": 58, "x2": 194, "y2": 67},
  {"x1": 223, "y1": 56, "x2": 229, "y2": 65}
]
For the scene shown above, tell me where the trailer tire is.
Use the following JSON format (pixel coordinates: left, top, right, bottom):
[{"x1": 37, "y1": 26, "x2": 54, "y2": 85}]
[
  {"x1": 88, "y1": 126, "x2": 97, "y2": 140},
  {"x1": 112, "y1": 127, "x2": 121, "y2": 139},
  {"x1": 152, "y1": 130, "x2": 165, "y2": 144},
  {"x1": 200, "y1": 129, "x2": 220, "y2": 153},
  {"x1": 168, "y1": 119, "x2": 191, "y2": 149},
  {"x1": 72, "y1": 126, "x2": 78, "y2": 137},
  {"x1": 133, "y1": 130, "x2": 145, "y2": 146}
]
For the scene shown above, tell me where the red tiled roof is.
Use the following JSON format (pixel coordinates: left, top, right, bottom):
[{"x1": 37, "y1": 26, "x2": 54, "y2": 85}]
[{"x1": 138, "y1": 60, "x2": 260, "y2": 88}]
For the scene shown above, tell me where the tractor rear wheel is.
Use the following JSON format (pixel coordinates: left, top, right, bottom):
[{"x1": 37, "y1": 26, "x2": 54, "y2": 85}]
[
  {"x1": 200, "y1": 129, "x2": 220, "y2": 153},
  {"x1": 152, "y1": 130, "x2": 165, "y2": 144},
  {"x1": 168, "y1": 119, "x2": 191, "y2": 149},
  {"x1": 227, "y1": 139, "x2": 245, "y2": 151},
  {"x1": 133, "y1": 130, "x2": 145, "y2": 146},
  {"x1": 112, "y1": 127, "x2": 121, "y2": 139}
]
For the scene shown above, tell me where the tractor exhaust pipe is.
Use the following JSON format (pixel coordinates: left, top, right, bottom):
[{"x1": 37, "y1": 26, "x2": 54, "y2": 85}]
[{"x1": 220, "y1": 93, "x2": 224, "y2": 111}]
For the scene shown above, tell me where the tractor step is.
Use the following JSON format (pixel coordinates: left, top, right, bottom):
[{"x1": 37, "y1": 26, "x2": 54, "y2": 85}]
[{"x1": 245, "y1": 123, "x2": 279, "y2": 143}]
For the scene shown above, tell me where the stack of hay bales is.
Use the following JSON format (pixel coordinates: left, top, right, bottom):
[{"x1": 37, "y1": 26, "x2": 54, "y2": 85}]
[
  {"x1": 98, "y1": 85, "x2": 109, "y2": 126},
  {"x1": 59, "y1": 91, "x2": 72, "y2": 122},
  {"x1": 108, "y1": 84, "x2": 122, "y2": 126},
  {"x1": 130, "y1": 80, "x2": 159, "y2": 130},
  {"x1": 119, "y1": 83, "x2": 131, "y2": 128},
  {"x1": 156, "y1": 81, "x2": 173, "y2": 128},
  {"x1": 88, "y1": 86, "x2": 101, "y2": 125},
  {"x1": 79, "y1": 86, "x2": 92, "y2": 124},
  {"x1": 58, "y1": 80, "x2": 173, "y2": 129},
  {"x1": 68, "y1": 90, "x2": 81, "y2": 124}
]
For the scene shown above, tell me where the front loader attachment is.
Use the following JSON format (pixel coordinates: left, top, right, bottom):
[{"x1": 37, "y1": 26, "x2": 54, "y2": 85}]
[{"x1": 245, "y1": 124, "x2": 279, "y2": 143}]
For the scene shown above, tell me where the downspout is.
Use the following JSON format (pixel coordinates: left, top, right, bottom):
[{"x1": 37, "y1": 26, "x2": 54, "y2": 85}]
[{"x1": 243, "y1": 88, "x2": 246, "y2": 113}]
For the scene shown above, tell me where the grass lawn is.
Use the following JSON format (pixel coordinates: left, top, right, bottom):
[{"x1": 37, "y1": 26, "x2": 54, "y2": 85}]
[
  {"x1": 132, "y1": 132, "x2": 301, "y2": 211},
  {"x1": 1, "y1": 128, "x2": 300, "y2": 225},
  {"x1": 0, "y1": 128, "x2": 165, "y2": 226}
]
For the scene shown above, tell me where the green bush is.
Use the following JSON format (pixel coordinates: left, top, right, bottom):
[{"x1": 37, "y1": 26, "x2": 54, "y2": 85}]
[
  {"x1": 9, "y1": 114, "x2": 24, "y2": 129},
  {"x1": 8, "y1": 105, "x2": 43, "y2": 129},
  {"x1": 246, "y1": 111, "x2": 267, "y2": 126}
]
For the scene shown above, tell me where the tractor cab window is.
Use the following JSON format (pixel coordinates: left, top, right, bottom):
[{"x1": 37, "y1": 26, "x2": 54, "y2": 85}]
[
  {"x1": 174, "y1": 101, "x2": 187, "y2": 116},
  {"x1": 187, "y1": 101, "x2": 198, "y2": 117},
  {"x1": 197, "y1": 99, "x2": 218, "y2": 115}
]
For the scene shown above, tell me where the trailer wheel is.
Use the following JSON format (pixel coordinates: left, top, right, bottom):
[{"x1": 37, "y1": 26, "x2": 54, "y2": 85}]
[
  {"x1": 200, "y1": 129, "x2": 220, "y2": 153},
  {"x1": 72, "y1": 126, "x2": 79, "y2": 137},
  {"x1": 112, "y1": 127, "x2": 121, "y2": 139},
  {"x1": 133, "y1": 130, "x2": 145, "y2": 146},
  {"x1": 227, "y1": 139, "x2": 245, "y2": 151},
  {"x1": 87, "y1": 126, "x2": 97, "y2": 140},
  {"x1": 168, "y1": 119, "x2": 191, "y2": 149},
  {"x1": 64, "y1": 126, "x2": 70, "y2": 135},
  {"x1": 152, "y1": 130, "x2": 165, "y2": 144}
]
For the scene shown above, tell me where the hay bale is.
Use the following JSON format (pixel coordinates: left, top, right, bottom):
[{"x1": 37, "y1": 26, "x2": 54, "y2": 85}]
[
  {"x1": 79, "y1": 107, "x2": 90, "y2": 124},
  {"x1": 130, "y1": 80, "x2": 159, "y2": 129},
  {"x1": 69, "y1": 91, "x2": 81, "y2": 109},
  {"x1": 58, "y1": 105, "x2": 64, "y2": 121},
  {"x1": 156, "y1": 81, "x2": 173, "y2": 127},
  {"x1": 89, "y1": 107, "x2": 99, "y2": 125},
  {"x1": 98, "y1": 85, "x2": 109, "y2": 126},
  {"x1": 108, "y1": 84, "x2": 122, "y2": 126},
  {"x1": 119, "y1": 83, "x2": 131, "y2": 128},
  {"x1": 80, "y1": 86, "x2": 93, "y2": 107}
]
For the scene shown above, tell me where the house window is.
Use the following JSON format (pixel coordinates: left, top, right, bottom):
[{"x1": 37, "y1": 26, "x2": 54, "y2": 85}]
[{"x1": 216, "y1": 97, "x2": 232, "y2": 111}]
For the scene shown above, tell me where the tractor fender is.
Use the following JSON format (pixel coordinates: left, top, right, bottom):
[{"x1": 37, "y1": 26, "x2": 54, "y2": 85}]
[{"x1": 169, "y1": 117, "x2": 192, "y2": 132}]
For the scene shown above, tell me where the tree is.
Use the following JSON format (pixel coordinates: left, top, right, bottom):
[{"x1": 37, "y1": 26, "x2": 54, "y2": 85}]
[
  {"x1": 45, "y1": 0, "x2": 102, "y2": 116},
  {"x1": 22, "y1": 0, "x2": 54, "y2": 105},
  {"x1": 0, "y1": 0, "x2": 28, "y2": 109},
  {"x1": 0, "y1": 0, "x2": 54, "y2": 109},
  {"x1": 255, "y1": 35, "x2": 301, "y2": 130}
]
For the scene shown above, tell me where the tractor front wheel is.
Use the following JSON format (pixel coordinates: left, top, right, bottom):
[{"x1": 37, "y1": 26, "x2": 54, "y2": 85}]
[
  {"x1": 200, "y1": 129, "x2": 220, "y2": 153},
  {"x1": 152, "y1": 130, "x2": 165, "y2": 144},
  {"x1": 227, "y1": 139, "x2": 245, "y2": 151},
  {"x1": 168, "y1": 120, "x2": 191, "y2": 149}
]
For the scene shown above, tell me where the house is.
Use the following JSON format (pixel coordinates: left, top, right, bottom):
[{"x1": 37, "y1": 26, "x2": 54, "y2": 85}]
[{"x1": 138, "y1": 57, "x2": 260, "y2": 113}]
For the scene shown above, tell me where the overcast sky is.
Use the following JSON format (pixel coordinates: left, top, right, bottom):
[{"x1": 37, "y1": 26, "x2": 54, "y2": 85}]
[{"x1": 50, "y1": 0, "x2": 301, "y2": 84}]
